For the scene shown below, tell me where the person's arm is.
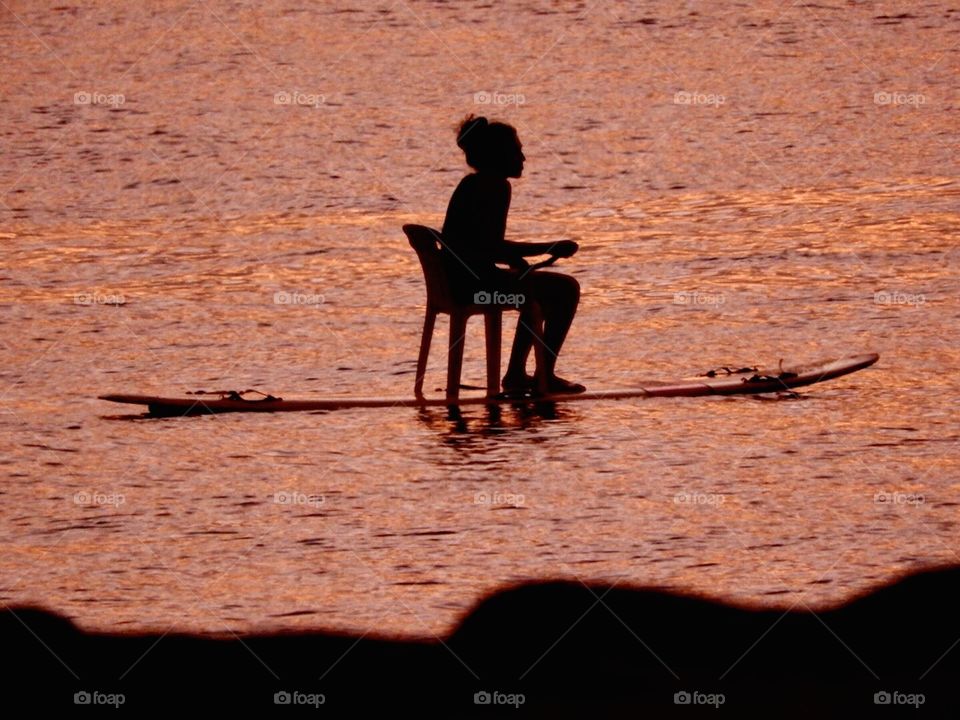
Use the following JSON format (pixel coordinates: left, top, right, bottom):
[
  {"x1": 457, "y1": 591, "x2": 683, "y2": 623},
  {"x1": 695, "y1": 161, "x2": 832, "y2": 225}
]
[
  {"x1": 499, "y1": 239, "x2": 576, "y2": 258},
  {"x1": 495, "y1": 238, "x2": 579, "y2": 267},
  {"x1": 489, "y1": 181, "x2": 578, "y2": 265}
]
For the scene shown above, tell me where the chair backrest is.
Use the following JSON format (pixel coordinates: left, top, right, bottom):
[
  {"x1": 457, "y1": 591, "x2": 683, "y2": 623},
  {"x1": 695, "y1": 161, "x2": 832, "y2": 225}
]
[{"x1": 403, "y1": 224, "x2": 456, "y2": 312}]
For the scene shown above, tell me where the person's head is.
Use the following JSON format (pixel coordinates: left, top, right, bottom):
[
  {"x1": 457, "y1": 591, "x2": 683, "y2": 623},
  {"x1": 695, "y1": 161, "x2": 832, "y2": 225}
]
[{"x1": 456, "y1": 115, "x2": 525, "y2": 178}]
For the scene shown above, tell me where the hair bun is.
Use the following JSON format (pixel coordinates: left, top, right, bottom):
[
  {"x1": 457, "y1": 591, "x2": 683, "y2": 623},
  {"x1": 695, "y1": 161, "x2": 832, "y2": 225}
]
[{"x1": 456, "y1": 115, "x2": 488, "y2": 150}]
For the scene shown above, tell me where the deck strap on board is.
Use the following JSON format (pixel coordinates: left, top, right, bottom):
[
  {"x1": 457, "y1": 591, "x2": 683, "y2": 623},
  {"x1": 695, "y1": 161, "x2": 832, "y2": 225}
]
[
  {"x1": 186, "y1": 389, "x2": 282, "y2": 402},
  {"x1": 699, "y1": 365, "x2": 759, "y2": 378}
]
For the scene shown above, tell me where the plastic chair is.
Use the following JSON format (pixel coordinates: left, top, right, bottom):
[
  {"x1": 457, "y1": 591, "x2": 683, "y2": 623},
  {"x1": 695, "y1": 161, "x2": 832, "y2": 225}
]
[{"x1": 404, "y1": 224, "x2": 539, "y2": 401}]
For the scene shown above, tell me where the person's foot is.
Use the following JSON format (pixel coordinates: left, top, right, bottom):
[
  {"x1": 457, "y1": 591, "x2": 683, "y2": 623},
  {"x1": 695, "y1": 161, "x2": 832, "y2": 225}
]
[
  {"x1": 542, "y1": 375, "x2": 586, "y2": 395},
  {"x1": 501, "y1": 372, "x2": 536, "y2": 394}
]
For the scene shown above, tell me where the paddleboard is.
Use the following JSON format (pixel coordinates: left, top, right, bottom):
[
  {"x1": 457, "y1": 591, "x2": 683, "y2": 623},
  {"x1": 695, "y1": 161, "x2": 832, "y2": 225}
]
[{"x1": 98, "y1": 353, "x2": 878, "y2": 416}]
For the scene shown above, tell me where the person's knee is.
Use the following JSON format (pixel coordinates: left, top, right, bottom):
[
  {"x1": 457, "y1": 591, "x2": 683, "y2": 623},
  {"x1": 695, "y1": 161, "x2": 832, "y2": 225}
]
[
  {"x1": 529, "y1": 272, "x2": 579, "y2": 307},
  {"x1": 552, "y1": 273, "x2": 580, "y2": 305}
]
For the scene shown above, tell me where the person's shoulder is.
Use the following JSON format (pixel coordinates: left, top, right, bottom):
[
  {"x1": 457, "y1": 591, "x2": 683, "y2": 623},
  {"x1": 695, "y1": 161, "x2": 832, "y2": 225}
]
[{"x1": 450, "y1": 173, "x2": 478, "y2": 198}]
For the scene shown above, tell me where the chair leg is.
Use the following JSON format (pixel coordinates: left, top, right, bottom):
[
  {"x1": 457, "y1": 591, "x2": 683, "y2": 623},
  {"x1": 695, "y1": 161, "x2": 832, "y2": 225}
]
[
  {"x1": 447, "y1": 312, "x2": 468, "y2": 402},
  {"x1": 415, "y1": 308, "x2": 436, "y2": 398},
  {"x1": 484, "y1": 311, "x2": 502, "y2": 398}
]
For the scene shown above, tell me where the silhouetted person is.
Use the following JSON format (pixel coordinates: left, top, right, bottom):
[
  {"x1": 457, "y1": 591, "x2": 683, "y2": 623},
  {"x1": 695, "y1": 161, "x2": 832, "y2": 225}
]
[{"x1": 441, "y1": 115, "x2": 584, "y2": 395}]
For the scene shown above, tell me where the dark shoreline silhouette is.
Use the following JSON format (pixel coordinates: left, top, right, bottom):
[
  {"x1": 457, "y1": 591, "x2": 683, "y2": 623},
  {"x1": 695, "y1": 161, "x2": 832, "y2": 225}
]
[{"x1": 3, "y1": 566, "x2": 958, "y2": 716}]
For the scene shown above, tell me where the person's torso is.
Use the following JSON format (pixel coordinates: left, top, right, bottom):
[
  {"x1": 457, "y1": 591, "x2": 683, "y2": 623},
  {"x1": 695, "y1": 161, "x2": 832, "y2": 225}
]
[{"x1": 441, "y1": 174, "x2": 509, "y2": 286}]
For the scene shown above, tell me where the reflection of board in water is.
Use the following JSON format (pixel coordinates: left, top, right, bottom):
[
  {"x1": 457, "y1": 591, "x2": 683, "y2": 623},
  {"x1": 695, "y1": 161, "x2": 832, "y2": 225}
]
[{"x1": 98, "y1": 353, "x2": 878, "y2": 417}]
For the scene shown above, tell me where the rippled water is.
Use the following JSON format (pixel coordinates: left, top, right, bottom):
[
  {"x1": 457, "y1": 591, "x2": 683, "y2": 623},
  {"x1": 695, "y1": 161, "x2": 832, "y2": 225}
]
[{"x1": 1, "y1": 1, "x2": 958, "y2": 635}]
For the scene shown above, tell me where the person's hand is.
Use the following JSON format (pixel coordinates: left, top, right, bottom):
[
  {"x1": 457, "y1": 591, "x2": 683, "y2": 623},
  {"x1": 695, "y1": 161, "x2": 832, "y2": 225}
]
[
  {"x1": 508, "y1": 256, "x2": 530, "y2": 271},
  {"x1": 551, "y1": 240, "x2": 579, "y2": 258}
]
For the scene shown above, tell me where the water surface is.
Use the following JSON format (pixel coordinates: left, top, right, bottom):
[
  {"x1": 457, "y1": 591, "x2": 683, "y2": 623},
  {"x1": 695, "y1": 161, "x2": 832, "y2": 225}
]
[{"x1": 1, "y1": 0, "x2": 958, "y2": 636}]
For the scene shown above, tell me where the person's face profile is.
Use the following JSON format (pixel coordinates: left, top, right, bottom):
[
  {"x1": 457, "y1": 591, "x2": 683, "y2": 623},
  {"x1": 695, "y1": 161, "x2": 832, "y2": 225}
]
[{"x1": 504, "y1": 133, "x2": 524, "y2": 178}]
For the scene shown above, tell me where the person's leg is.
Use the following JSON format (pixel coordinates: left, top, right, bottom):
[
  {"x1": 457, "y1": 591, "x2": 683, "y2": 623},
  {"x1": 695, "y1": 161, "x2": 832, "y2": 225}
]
[
  {"x1": 503, "y1": 272, "x2": 582, "y2": 392},
  {"x1": 505, "y1": 307, "x2": 534, "y2": 379},
  {"x1": 535, "y1": 273, "x2": 580, "y2": 384},
  {"x1": 502, "y1": 296, "x2": 538, "y2": 390}
]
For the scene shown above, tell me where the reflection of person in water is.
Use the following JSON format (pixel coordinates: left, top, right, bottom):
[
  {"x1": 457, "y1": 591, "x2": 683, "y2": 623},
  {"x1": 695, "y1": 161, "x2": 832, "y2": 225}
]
[{"x1": 441, "y1": 115, "x2": 585, "y2": 395}]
